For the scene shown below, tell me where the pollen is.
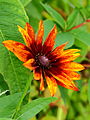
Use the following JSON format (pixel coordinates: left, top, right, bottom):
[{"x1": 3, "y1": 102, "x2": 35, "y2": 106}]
[{"x1": 38, "y1": 55, "x2": 50, "y2": 67}]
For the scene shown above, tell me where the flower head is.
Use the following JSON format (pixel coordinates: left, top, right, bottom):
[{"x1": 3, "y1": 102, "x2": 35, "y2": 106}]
[{"x1": 2, "y1": 21, "x2": 84, "y2": 96}]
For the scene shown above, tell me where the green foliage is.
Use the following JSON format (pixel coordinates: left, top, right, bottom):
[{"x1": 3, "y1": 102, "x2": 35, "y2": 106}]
[
  {"x1": 16, "y1": 97, "x2": 57, "y2": 120},
  {"x1": 0, "y1": 93, "x2": 22, "y2": 118},
  {"x1": 41, "y1": 3, "x2": 66, "y2": 29},
  {"x1": 0, "y1": 0, "x2": 29, "y2": 93},
  {"x1": 0, "y1": 0, "x2": 90, "y2": 120}
]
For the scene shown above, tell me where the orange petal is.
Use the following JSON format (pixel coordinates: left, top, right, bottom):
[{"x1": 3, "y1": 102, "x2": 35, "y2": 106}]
[
  {"x1": 36, "y1": 20, "x2": 44, "y2": 50},
  {"x1": 2, "y1": 40, "x2": 32, "y2": 62},
  {"x1": 43, "y1": 25, "x2": 57, "y2": 54},
  {"x1": 59, "y1": 53, "x2": 80, "y2": 63},
  {"x1": 40, "y1": 71, "x2": 45, "y2": 91},
  {"x1": 49, "y1": 68, "x2": 79, "y2": 91},
  {"x1": 25, "y1": 23, "x2": 35, "y2": 41},
  {"x1": 57, "y1": 80, "x2": 79, "y2": 91},
  {"x1": 63, "y1": 70, "x2": 80, "y2": 80},
  {"x1": 45, "y1": 73, "x2": 57, "y2": 96},
  {"x1": 18, "y1": 25, "x2": 32, "y2": 48},
  {"x1": 33, "y1": 68, "x2": 41, "y2": 80},
  {"x1": 48, "y1": 42, "x2": 67, "y2": 60},
  {"x1": 61, "y1": 62, "x2": 85, "y2": 71},
  {"x1": 62, "y1": 49, "x2": 80, "y2": 56},
  {"x1": 23, "y1": 58, "x2": 37, "y2": 70}
]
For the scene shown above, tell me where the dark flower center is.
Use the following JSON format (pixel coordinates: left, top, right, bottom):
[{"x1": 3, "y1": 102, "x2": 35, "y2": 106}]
[{"x1": 38, "y1": 55, "x2": 49, "y2": 67}]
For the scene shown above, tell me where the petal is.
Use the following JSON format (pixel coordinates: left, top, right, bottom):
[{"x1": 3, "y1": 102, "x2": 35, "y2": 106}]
[
  {"x1": 45, "y1": 73, "x2": 57, "y2": 96},
  {"x1": 36, "y1": 20, "x2": 44, "y2": 50},
  {"x1": 2, "y1": 40, "x2": 32, "y2": 62},
  {"x1": 57, "y1": 80, "x2": 79, "y2": 91},
  {"x1": 62, "y1": 49, "x2": 80, "y2": 56},
  {"x1": 25, "y1": 22, "x2": 35, "y2": 41},
  {"x1": 40, "y1": 71, "x2": 45, "y2": 91},
  {"x1": 33, "y1": 67, "x2": 41, "y2": 80},
  {"x1": 48, "y1": 42, "x2": 67, "y2": 60},
  {"x1": 59, "y1": 53, "x2": 80, "y2": 63},
  {"x1": 18, "y1": 25, "x2": 32, "y2": 48},
  {"x1": 23, "y1": 58, "x2": 37, "y2": 70},
  {"x1": 63, "y1": 70, "x2": 80, "y2": 80},
  {"x1": 43, "y1": 25, "x2": 57, "y2": 54},
  {"x1": 49, "y1": 68, "x2": 79, "y2": 91},
  {"x1": 61, "y1": 62, "x2": 85, "y2": 71}
]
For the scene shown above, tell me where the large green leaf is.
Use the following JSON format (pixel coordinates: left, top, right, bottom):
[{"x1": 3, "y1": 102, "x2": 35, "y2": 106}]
[
  {"x1": 88, "y1": 79, "x2": 90, "y2": 103},
  {"x1": 16, "y1": 97, "x2": 57, "y2": 120},
  {"x1": 0, "y1": 0, "x2": 29, "y2": 93},
  {"x1": 55, "y1": 32, "x2": 75, "y2": 48},
  {"x1": 71, "y1": 29, "x2": 90, "y2": 46},
  {"x1": 0, "y1": 93, "x2": 22, "y2": 118},
  {"x1": 41, "y1": 3, "x2": 66, "y2": 29},
  {"x1": 20, "y1": 0, "x2": 32, "y2": 6},
  {"x1": 0, "y1": 73, "x2": 8, "y2": 93},
  {"x1": 0, "y1": 118, "x2": 13, "y2": 120}
]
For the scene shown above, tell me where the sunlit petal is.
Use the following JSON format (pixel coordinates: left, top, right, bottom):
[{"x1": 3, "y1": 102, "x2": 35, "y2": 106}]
[
  {"x1": 43, "y1": 25, "x2": 57, "y2": 54},
  {"x1": 23, "y1": 58, "x2": 37, "y2": 70},
  {"x1": 2, "y1": 40, "x2": 32, "y2": 62}
]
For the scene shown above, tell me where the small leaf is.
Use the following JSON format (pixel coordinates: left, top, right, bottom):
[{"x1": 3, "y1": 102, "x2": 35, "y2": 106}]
[
  {"x1": 16, "y1": 97, "x2": 57, "y2": 120},
  {"x1": 41, "y1": 3, "x2": 66, "y2": 29},
  {"x1": 0, "y1": 93, "x2": 22, "y2": 118},
  {"x1": 67, "y1": 8, "x2": 79, "y2": 30}
]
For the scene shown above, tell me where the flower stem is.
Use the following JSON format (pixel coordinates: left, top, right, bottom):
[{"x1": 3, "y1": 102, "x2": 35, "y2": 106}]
[{"x1": 12, "y1": 72, "x2": 33, "y2": 119}]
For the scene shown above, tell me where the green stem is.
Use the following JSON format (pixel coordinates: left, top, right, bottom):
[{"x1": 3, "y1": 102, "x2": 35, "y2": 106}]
[{"x1": 12, "y1": 72, "x2": 33, "y2": 119}]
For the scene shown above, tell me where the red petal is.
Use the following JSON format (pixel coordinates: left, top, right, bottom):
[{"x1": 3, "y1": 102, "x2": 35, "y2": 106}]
[
  {"x1": 45, "y1": 73, "x2": 57, "y2": 96},
  {"x1": 43, "y1": 25, "x2": 57, "y2": 54},
  {"x1": 18, "y1": 25, "x2": 32, "y2": 48},
  {"x1": 40, "y1": 71, "x2": 45, "y2": 91},
  {"x1": 25, "y1": 23, "x2": 35, "y2": 41},
  {"x1": 23, "y1": 58, "x2": 37, "y2": 70},
  {"x1": 36, "y1": 20, "x2": 44, "y2": 51},
  {"x1": 33, "y1": 67, "x2": 41, "y2": 80},
  {"x1": 49, "y1": 68, "x2": 79, "y2": 91},
  {"x1": 2, "y1": 40, "x2": 32, "y2": 62},
  {"x1": 48, "y1": 42, "x2": 67, "y2": 60},
  {"x1": 57, "y1": 80, "x2": 79, "y2": 91}
]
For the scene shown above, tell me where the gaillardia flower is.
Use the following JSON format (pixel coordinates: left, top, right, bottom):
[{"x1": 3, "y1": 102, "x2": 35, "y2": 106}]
[{"x1": 2, "y1": 21, "x2": 84, "y2": 96}]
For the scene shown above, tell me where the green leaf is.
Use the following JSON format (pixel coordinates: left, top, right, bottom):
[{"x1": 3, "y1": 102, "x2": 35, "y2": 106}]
[
  {"x1": 55, "y1": 32, "x2": 75, "y2": 48},
  {"x1": 20, "y1": 0, "x2": 32, "y2": 6},
  {"x1": 71, "y1": 29, "x2": 90, "y2": 46},
  {"x1": 0, "y1": 0, "x2": 29, "y2": 93},
  {"x1": 0, "y1": 93, "x2": 22, "y2": 118},
  {"x1": 67, "y1": 8, "x2": 79, "y2": 30},
  {"x1": 0, "y1": 73, "x2": 8, "y2": 93},
  {"x1": 59, "y1": 86, "x2": 69, "y2": 103},
  {"x1": 43, "y1": 20, "x2": 55, "y2": 41},
  {"x1": 16, "y1": 97, "x2": 57, "y2": 120},
  {"x1": 88, "y1": 79, "x2": 90, "y2": 103},
  {"x1": 74, "y1": 39, "x2": 88, "y2": 62},
  {"x1": 41, "y1": 3, "x2": 66, "y2": 29},
  {"x1": 0, "y1": 118, "x2": 14, "y2": 120}
]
